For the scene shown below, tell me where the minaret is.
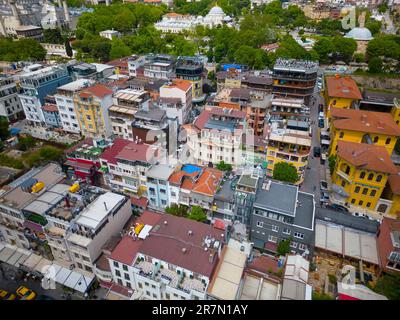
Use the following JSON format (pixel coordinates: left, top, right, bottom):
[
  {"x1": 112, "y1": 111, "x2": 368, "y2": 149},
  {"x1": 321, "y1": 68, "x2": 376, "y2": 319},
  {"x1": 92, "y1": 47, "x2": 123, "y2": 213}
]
[
  {"x1": 0, "y1": 15, "x2": 6, "y2": 37},
  {"x1": 57, "y1": 0, "x2": 62, "y2": 7},
  {"x1": 9, "y1": 0, "x2": 21, "y2": 27},
  {"x1": 62, "y1": 0, "x2": 70, "y2": 26}
]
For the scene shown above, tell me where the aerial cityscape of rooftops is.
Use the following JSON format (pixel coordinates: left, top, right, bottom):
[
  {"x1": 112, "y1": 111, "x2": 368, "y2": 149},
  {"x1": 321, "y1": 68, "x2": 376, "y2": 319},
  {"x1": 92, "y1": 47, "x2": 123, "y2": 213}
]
[{"x1": 0, "y1": 0, "x2": 399, "y2": 303}]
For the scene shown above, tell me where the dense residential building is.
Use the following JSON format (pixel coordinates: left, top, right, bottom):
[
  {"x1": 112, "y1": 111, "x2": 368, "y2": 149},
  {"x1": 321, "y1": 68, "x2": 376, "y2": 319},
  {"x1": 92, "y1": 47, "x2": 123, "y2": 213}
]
[
  {"x1": 64, "y1": 137, "x2": 110, "y2": 184},
  {"x1": 250, "y1": 180, "x2": 315, "y2": 259},
  {"x1": 127, "y1": 55, "x2": 146, "y2": 78},
  {"x1": 146, "y1": 164, "x2": 175, "y2": 210},
  {"x1": 159, "y1": 79, "x2": 193, "y2": 124},
  {"x1": 384, "y1": 174, "x2": 400, "y2": 218},
  {"x1": 74, "y1": 84, "x2": 114, "y2": 139},
  {"x1": 272, "y1": 59, "x2": 318, "y2": 106},
  {"x1": 269, "y1": 96, "x2": 308, "y2": 122},
  {"x1": 324, "y1": 75, "x2": 362, "y2": 120},
  {"x1": 143, "y1": 54, "x2": 175, "y2": 80},
  {"x1": 18, "y1": 65, "x2": 72, "y2": 126},
  {"x1": 266, "y1": 122, "x2": 312, "y2": 183},
  {"x1": 100, "y1": 138, "x2": 160, "y2": 196},
  {"x1": 168, "y1": 164, "x2": 223, "y2": 213},
  {"x1": 377, "y1": 217, "x2": 400, "y2": 273},
  {"x1": 55, "y1": 79, "x2": 95, "y2": 134},
  {"x1": 108, "y1": 210, "x2": 225, "y2": 300},
  {"x1": 280, "y1": 254, "x2": 312, "y2": 300},
  {"x1": 68, "y1": 62, "x2": 115, "y2": 81},
  {"x1": 41, "y1": 98, "x2": 62, "y2": 128},
  {"x1": 331, "y1": 141, "x2": 398, "y2": 216},
  {"x1": 329, "y1": 108, "x2": 400, "y2": 157},
  {"x1": 0, "y1": 74, "x2": 24, "y2": 122},
  {"x1": 175, "y1": 56, "x2": 205, "y2": 102},
  {"x1": 391, "y1": 97, "x2": 400, "y2": 127},
  {"x1": 0, "y1": 163, "x2": 65, "y2": 251},
  {"x1": 109, "y1": 89, "x2": 151, "y2": 140},
  {"x1": 183, "y1": 107, "x2": 247, "y2": 167}
]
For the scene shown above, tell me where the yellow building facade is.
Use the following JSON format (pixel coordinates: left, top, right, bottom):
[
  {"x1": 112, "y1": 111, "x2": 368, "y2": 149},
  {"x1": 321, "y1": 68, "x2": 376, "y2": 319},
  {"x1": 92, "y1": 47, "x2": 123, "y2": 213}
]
[
  {"x1": 266, "y1": 129, "x2": 311, "y2": 184},
  {"x1": 390, "y1": 98, "x2": 400, "y2": 126},
  {"x1": 331, "y1": 141, "x2": 398, "y2": 213},
  {"x1": 329, "y1": 108, "x2": 400, "y2": 157},
  {"x1": 324, "y1": 75, "x2": 362, "y2": 120}
]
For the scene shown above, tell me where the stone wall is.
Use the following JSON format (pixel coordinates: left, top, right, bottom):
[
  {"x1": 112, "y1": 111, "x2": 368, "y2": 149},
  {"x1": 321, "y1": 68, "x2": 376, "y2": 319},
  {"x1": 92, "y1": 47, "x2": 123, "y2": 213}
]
[{"x1": 351, "y1": 74, "x2": 400, "y2": 91}]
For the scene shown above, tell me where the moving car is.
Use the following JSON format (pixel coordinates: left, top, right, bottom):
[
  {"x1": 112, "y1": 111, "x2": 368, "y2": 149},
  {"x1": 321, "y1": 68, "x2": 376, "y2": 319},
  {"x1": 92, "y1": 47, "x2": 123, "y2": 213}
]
[
  {"x1": 16, "y1": 286, "x2": 36, "y2": 300},
  {"x1": 0, "y1": 290, "x2": 16, "y2": 300},
  {"x1": 320, "y1": 180, "x2": 328, "y2": 190},
  {"x1": 313, "y1": 147, "x2": 321, "y2": 157}
]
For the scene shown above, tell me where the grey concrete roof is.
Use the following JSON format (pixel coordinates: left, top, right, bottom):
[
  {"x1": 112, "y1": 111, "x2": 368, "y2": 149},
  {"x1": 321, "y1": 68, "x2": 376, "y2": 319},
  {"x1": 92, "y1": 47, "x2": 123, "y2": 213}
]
[
  {"x1": 316, "y1": 207, "x2": 379, "y2": 234},
  {"x1": 293, "y1": 192, "x2": 315, "y2": 230},
  {"x1": 237, "y1": 174, "x2": 258, "y2": 189},
  {"x1": 254, "y1": 180, "x2": 297, "y2": 216},
  {"x1": 134, "y1": 108, "x2": 165, "y2": 122},
  {"x1": 214, "y1": 178, "x2": 235, "y2": 202},
  {"x1": 146, "y1": 164, "x2": 175, "y2": 180}
]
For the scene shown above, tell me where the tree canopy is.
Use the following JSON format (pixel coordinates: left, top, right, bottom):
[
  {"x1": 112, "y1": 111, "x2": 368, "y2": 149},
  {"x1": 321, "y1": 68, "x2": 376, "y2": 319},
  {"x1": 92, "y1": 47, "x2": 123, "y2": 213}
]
[
  {"x1": 188, "y1": 205, "x2": 207, "y2": 222},
  {"x1": 0, "y1": 38, "x2": 46, "y2": 62},
  {"x1": 273, "y1": 162, "x2": 299, "y2": 183}
]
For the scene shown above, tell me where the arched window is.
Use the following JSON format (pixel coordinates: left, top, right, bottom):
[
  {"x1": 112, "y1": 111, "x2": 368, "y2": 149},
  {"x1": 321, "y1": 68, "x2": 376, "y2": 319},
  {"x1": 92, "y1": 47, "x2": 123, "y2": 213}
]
[
  {"x1": 373, "y1": 136, "x2": 379, "y2": 143},
  {"x1": 376, "y1": 175, "x2": 382, "y2": 182},
  {"x1": 339, "y1": 131, "x2": 344, "y2": 139},
  {"x1": 367, "y1": 173, "x2": 374, "y2": 181},
  {"x1": 359, "y1": 171, "x2": 366, "y2": 179},
  {"x1": 385, "y1": 137, "x2": 391, "y2": 145}
]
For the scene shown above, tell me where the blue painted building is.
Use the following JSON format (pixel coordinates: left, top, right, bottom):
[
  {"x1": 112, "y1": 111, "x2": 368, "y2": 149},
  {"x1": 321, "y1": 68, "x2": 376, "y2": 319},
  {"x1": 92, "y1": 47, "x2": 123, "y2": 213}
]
[
  {"x1": 146, "y1": 164, "x2": 175, "y2": 210},
  {"x1": 18, "y1": 65, "x2": 72, "y2": 126}
]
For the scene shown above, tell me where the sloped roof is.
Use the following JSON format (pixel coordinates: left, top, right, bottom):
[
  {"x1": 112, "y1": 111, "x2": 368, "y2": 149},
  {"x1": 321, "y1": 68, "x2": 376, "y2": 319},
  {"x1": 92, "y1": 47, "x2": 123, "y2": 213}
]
[{"x1": 326, "y1": 76, "x2": 362, "y2": 100}]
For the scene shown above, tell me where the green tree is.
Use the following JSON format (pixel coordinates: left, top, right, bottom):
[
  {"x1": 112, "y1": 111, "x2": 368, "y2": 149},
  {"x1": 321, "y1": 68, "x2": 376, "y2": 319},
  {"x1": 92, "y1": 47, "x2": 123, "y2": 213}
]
[
  {"x1": 353, "y1": 52, "x2": 365, "y2": 63},
  {"x1": 365, "y1": 19, "x2": 382, "y2": 36},
  {"x1": 188, "y1": 205, "x2": 207, "y2": 222},
  {"x1": 43, "y1": 28, "x2": 66, "y2": 44},
  {"x1": 368, "y1": 56, "x2": 383, "y2": 73},
  {"x1": 109, "y1": 38, "x2": 131, "y2": 60},
  {"x1": 277, "y1": 238, "x2": 291, "y2": 256},
  {"x1": 313, "y1": 38, "x2": 335, "y2": 64},
  {"x1": 0, "y1": 116, "x2": 10, "y2": 141},
  {"x1": 378, "y1": 3, "x2": 388, "y2": 14},
  {"x1": 165, "y1": 204, "x2": 189, "y2": 217},
  {"x1": 328, "y1": 155, "x2": 336, "y2": 175},
  {"x1": 374, "y1": 273, "x2": 400, "y2": 300},
  {"x1": 216, "y1": 160, "x2": 233, "y2": 172},
  {"x1": 273, "y1": 162, "x2": 299, "y2": 183}
]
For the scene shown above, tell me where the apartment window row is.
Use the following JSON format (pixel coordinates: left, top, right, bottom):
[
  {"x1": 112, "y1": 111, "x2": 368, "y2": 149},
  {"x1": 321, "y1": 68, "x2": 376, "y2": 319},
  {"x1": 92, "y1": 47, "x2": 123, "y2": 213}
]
[
  {"x1": 350, "y1": 198, "x2": 372, "y2": 208},
  {"x1": 358, "y1": 171, "x2": 383, "y2": 182},
  {"x1": 354, "y1": 186, "x2": 377, "y2": 197}
]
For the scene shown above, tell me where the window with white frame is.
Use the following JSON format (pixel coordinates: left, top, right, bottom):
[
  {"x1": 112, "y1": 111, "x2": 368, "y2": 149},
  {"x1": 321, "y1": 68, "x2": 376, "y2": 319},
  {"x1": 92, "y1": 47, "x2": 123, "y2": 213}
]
[
  {"x1": 268, "y1": 235, "x2": 278, "y2": 243},
  {"x1": 283, "y1": 227, "x2": 291, "y2": 235},
  {"x1": 290, "y1": 241, "x2": 297, "y2": 248},
  {"x1": 257, "y1": 221, "x2": 263, "y2": 228},
  {"x1": 272, "y1": 225, "x2": 279, "y2": 232},
  {"x1": 294, "y1": 232, "x2": 304, "y2": 239},
  {"x1": 298, "y1": 243, "x2": 307, "y2": 251}
]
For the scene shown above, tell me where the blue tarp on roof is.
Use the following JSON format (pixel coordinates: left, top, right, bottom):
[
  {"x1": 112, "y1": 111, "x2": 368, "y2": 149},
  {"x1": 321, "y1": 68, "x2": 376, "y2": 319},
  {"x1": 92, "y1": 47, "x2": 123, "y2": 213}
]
[{"x1": 9, "y1": 128, "x2": 21, "y2": 136}]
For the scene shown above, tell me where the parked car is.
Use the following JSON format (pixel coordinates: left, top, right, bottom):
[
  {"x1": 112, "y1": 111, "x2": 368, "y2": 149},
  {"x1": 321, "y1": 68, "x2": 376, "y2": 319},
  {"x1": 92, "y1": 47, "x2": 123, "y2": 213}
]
[
  {"x1": 320, "y1": 180, "x2": 328, "y2": 190},
  {"x1": 318, "y1": 118, "x2": 324, "y2": 128},
  {"x1": 16, "y1": 286, "x2": 36, "y2": 300},
  {"x1": 327, "y1": 204, "x2": 349, "y2": 212},
  {"x1": 0, "y1": 290, "x2": 16, "y2": 300},
  {"x1": 313, "y1": 147, "x2": 321, "y2": 157}
]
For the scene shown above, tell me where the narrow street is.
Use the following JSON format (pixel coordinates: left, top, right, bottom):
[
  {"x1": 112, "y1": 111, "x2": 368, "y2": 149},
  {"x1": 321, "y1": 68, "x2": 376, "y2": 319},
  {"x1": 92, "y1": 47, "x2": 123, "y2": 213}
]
[{"x1": 301, "y1": 69, "x2": 327, "y2": 206}]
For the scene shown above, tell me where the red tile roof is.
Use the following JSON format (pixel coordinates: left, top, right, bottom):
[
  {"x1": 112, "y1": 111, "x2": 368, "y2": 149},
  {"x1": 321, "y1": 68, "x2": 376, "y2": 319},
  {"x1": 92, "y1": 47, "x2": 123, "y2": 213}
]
[
  {"x1": 65, "y1": 138, "x2": 94, "y2": 155},
  {"x1": 110, "y1": 236, "x2": 144, "y2": 265},
  {"x1": 331, "y1": 108, "x2": 400, "y2": 136},
  {"x1": 138, "y1": 213, "x2": 225, "y2": 278},
  {"x1": 80, "y1": 84, "x2": 113, "y2": 99},
  {"x1": 337, "y1": 141, "x2": 398, "y2": 174},
  {"x1": 326, "y1": 76, "x2": 362, "y2": 100},
  {"x1": 388, "y1": 174, "x2": 400, "y2": 195},
  {"x1": 100, "y1": 138, "x2": 156, "y2": 164},
  {"x1": 131, "y1": 197, "x2": 148, "y2": 208},
  {"x1": 247, "y1": 255, "x2": 281, "y2": 274},
  {"x1": 41, "y1": 103, "x2": 58, "y2": 112},
  {"x1": 163, "y1": 79, "x2": 192, "y2": 92}
]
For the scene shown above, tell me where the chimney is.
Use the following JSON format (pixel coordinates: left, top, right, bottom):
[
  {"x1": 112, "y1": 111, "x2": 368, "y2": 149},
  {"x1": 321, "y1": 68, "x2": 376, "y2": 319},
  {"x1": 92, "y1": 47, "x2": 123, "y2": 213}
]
[
  {"x1": 9, "y1": 0, "x2": 21, "y2": 27},
  {"x1": 104, "y1": 201, "x2": 108, "y2": 211},
  {"x1": 62, "y1": 0, "x2": 70, "y2": 25}
]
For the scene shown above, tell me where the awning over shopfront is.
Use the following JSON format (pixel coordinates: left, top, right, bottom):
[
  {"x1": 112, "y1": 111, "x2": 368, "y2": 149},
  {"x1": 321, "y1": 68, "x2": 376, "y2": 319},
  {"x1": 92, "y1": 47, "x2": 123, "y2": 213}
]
[{"x1": 43, "y1": 263, "x2": 95, "y2": 294}]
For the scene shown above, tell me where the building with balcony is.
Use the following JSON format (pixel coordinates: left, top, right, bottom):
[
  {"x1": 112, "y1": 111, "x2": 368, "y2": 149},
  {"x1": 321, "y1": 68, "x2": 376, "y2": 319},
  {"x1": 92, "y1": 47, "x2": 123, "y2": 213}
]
[
  {"x1": 0, "y1": 163, "x2": 65, "y2": 252},
  {"x1": 269, "y1": 96, "x2": 308, "y2": 123},
  {"x1": 143, "y1": 54, "x2": 175, "y2": 80},
  {"x1": 175, "y1": 56, "x2": 205, "y2": 102},
  {"x1": 54, "y1": 79, "x2": 95, "y2": 134},
  {"x1": 0, "y1": 74, "x2": 24, "y2": 122},
  {"x1": 100, "y1": 138, "x2": 160, "y2": 196},
  {"x1": 168, "y1": 164, "x2": 223, "y2": 214},
  {"x1": 329, "y1": 108, "x2": 400, "y2": 157},
  {"x1": 377, "y1": 217, "x2": 400, "y2": 273},
  {"x1": 331, "y1": 141, "x2": 398, "y2": 216},
  {"x1": 127, "y1": 55, "x2": 146, "y2": 77},
  {"x1": 74, "y1": 84, "x2": 113, "y2": 139},
  {"x1": 109, "y1": 89, "x2": 151, "y2": 140},
  {"x1": 146, "y1": 164, "x2": 175, "y2": 211},
  {"x1": 266, "y1": 123, "x2": 312, "y2": 184},
  {"x1": 250, "y1": 180, "x2": 315, "y2": 259},
  {"x1": 41, "y1": 100, "x2": 62, "y2": 128},
  {"x1": 108, "y1": 210, "x2": 225, "y2": 300},
  {"x1": 159, "y1": 79, "x2": 193, "y2": 125},
  {"x1": 272, "y1": 59, "x2": 318, "y2": 106},
  {"x1": 183, "y1": 107, "x2": 247, "y2": 167},
  {"x1": 64, "y1": 137, "x2": 111, "y2": 184},
  {"x1": 324, "y1": 75, "x2": 362, "y2": 120},
  {"x1": 18, "y1": 65, "x2": 72, "y2": 126}
]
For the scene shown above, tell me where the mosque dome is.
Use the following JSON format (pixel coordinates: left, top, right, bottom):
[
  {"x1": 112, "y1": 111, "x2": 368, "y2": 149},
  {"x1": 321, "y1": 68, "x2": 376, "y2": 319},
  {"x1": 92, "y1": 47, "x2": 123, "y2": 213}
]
[{"x1": 345, "y1": 27, "x2": 373, "y2": 41}]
